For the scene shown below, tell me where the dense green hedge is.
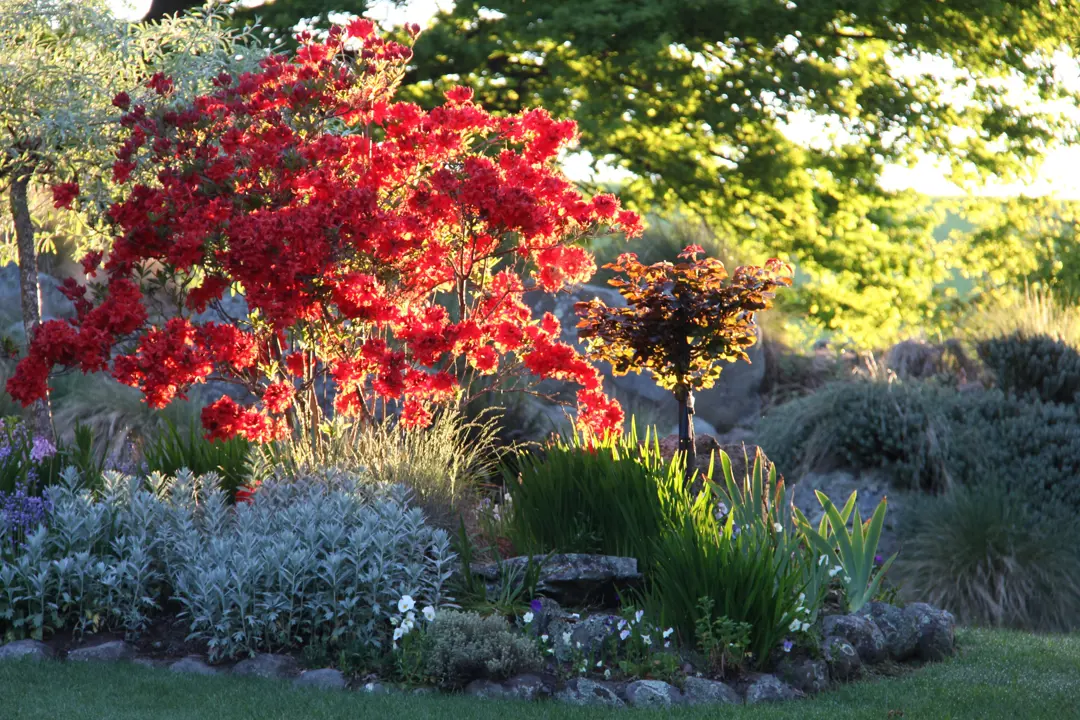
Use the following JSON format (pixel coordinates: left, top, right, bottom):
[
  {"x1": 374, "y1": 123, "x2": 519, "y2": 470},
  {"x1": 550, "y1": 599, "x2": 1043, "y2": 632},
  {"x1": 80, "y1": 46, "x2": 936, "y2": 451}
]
[{"x1": 758, "y1": 380, "x2": 1080, "y2": 518}]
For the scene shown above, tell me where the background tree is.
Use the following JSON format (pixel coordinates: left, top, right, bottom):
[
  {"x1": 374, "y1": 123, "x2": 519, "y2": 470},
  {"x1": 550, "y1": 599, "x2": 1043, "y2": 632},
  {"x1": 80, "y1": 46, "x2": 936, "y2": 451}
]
[
  {"x1": 405, "y1": 0, "x2": 1080, "y2": 346},
  {"x1": 577, "y1": 246, "x2": 790, "y2": 478},
  {"x1": 0, "y1": 0, "x2": 263, "y2": 437}
]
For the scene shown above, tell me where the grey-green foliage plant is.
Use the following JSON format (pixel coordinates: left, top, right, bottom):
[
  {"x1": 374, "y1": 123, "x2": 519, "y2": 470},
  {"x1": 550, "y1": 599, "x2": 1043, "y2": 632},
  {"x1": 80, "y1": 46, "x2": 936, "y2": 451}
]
[
  {"x1": 0, "y1": 467, "x2": 456, "y2": 658},
  {"x1": 794, "y1": 491, "x2": 896, "y2": 613},
  {"x1": 1, "y1": 468, "x2": 165, "y2": 640},
  {"x1": 166, "y1": 473, "x2": 456, "y2": 661},
  {"x1": 896, "y1": 483, "x2": 1080, "y2": 633},
  {"x1": 977, "y1": 333, "x2": 1080, "y2": 405},
  {"x1": 422, "y1": 610, "x2": 542, "y2": 689}
]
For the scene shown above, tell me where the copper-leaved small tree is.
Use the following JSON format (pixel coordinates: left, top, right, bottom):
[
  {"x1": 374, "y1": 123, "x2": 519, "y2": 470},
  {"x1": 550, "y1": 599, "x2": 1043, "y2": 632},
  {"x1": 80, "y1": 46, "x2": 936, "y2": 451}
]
[{"x1": 575, "y1": 245, "x2": 792, "y2": 479}]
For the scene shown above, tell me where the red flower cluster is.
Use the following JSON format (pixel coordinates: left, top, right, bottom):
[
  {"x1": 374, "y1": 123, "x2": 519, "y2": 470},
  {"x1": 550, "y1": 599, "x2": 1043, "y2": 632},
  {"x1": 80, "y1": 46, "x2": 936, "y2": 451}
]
[{"x1": 14, "y1": 23, "x2": 642, "y2": 441}]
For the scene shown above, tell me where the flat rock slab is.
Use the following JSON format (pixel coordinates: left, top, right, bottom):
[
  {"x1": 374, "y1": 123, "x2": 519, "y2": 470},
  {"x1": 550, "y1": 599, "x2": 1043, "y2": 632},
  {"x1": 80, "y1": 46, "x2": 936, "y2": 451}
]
[
  {"x1": 170, "y1": 657, "x2": 220, "y2": 676},
  {"x1": 472, "y1": 554, "x2": 641, "y2": 606},
  {"x1": 294, "y1": 668, "x2": 347, "y2": 690},
  {"x1": 231, "y1": 653, "x2": 300, "y2": 679},
  {"x1": 67, "y1": 641, "x2": 136, "y2": 663},
  {"x1": 0, "y1": 640, "x2": 55, "y2": 662}
]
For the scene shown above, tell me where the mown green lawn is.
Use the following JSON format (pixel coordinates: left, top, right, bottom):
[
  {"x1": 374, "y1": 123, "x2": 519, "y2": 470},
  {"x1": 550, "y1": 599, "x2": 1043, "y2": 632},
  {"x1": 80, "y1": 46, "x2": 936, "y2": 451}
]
[{"x1": 2, "y1": 629, "x2": 1078, "y2": 720}]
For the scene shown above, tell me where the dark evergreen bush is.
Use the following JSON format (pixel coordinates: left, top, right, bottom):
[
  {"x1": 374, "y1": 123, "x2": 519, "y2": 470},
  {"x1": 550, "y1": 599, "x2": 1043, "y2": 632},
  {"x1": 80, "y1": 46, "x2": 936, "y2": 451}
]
[
  {"x1": 759, "y1": 380, "x2": 1080, "y2": 519},
  {"x1": 977, "y1": 333, "x2": 1080, "y2": 405}
]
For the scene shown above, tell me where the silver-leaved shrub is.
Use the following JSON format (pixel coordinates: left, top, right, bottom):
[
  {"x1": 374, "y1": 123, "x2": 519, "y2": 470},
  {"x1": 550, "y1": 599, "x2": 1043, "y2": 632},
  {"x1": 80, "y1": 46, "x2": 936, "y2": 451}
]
[{"x1": 0, "y1": 468, "x2": 455, "y2": 661}]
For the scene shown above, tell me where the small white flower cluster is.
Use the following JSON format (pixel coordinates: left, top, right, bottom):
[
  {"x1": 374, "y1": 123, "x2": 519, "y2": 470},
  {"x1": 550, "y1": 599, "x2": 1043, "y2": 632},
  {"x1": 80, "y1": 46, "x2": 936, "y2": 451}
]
[
  {"x1": 788, "y1": 592, "x2": 812, "y2": 634},
  {"x1": 390, "y1": 595, "x2": 437, "y2": 647},
  {"x1": 616, "y1": 610, "x2": 675, "y2": 649}
]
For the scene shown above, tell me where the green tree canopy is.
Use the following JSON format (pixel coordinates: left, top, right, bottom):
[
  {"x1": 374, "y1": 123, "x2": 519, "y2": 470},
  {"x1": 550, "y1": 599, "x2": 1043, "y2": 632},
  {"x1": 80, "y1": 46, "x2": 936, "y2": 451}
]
[{"x1": 403, "y1": 0, "x2": 1080, "y2": 346}]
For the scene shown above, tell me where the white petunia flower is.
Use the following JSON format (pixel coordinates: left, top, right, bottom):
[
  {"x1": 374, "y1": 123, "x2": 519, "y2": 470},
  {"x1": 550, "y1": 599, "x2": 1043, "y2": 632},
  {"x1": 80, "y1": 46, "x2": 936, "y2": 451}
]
[
  {"x1": 617, "y1": 619, "x2": 627, "y2": 630},
  {"x1": 620, "y1": 629, "x2": 631, "y2": 641},
  {"x1": 789, "y1": 618, "x2": 802, "y2": 632},
  {"x1": 634, "y1": 609, "x2": 644, "y2": 623},
  {"x1": 663, "y1": 627, "x2": 674, "y2": 639},
  {"x1": 541, "y1": 634, "x2": 549, "y2": 643},
  {"x1": 604, "y1": 668, "x2": 612, "y2": 679},
  {"x1": 642, "y1": 634, "x2": 652, "y2": 646},
  {"x1": 596, "y1": 660, "x2": 603, "y2": 667},
  {"x1": 390, "y1": 616, "x2": 400, "y2": 627},
  {"x1": 774, "y1": 523, "x2": 783, "y2": 532},
  {"x1": 829, "y1": 566, "x2": 842, "y2": 578},
  {"x1": 393, "y1": 627, "x2": 404, "y2": 641},
  {"x1": 423, "y1": 606, "x2": 436, "y2": 622},
  {"x1": 664, "y1": 641, "x2": 671, "y2": 648},
  {"x1": 523, "y1": 612, "x2": 535, "y2": 624},
  {"x1": 844, "y1": 575, "x2": 852, "y2": 584},
  {"x1": 398, "y1": 595, "x2": 416, "y2": 613}
]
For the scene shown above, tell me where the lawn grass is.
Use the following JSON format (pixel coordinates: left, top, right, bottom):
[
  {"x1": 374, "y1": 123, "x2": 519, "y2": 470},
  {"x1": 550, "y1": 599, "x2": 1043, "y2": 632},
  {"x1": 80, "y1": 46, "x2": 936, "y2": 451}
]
[{"x1": 2, "y1": 628, "x2": 1078, "y2": 720}]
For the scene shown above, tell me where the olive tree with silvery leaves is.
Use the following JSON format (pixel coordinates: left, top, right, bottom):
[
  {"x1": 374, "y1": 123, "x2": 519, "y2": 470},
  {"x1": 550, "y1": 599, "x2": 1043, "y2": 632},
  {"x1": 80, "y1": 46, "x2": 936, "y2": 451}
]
[{"x1": 0, "y1": 0, "x2": 267, "y2": 437}]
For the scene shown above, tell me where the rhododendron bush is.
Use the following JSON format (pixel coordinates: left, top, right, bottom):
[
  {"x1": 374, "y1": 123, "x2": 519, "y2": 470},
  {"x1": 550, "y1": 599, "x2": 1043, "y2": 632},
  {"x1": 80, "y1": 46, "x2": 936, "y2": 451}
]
[{"x1": 6, "y1": 20, "x2": 642, "y2": 442}]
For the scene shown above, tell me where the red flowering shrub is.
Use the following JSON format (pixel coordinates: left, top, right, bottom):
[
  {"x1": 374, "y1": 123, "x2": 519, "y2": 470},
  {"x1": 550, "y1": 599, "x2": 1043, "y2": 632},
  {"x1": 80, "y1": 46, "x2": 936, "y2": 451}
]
[{"x1": 7, "y1": 21, "x2": 640, "y2": 442}]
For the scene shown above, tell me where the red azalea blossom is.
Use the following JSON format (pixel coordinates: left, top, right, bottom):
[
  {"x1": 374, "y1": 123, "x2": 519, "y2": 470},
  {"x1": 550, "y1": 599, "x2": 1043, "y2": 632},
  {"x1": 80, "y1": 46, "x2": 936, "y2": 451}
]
[
  {"x1": 6, "y1": 24, "x2": 642, "y2": 442},
  {"x1": 51, "y1": 182, "x2": 79, "y2": 209}
]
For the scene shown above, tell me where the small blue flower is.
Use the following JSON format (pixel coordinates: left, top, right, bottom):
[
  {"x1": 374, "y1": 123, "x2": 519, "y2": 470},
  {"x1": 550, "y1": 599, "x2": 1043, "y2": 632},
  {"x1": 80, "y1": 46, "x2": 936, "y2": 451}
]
[
  {"x1": 530, "y1": 598, "x2": 543, "y2": 613},
  {"x1": 783, "y1": 639, "x2": 794, "y2": 653}
]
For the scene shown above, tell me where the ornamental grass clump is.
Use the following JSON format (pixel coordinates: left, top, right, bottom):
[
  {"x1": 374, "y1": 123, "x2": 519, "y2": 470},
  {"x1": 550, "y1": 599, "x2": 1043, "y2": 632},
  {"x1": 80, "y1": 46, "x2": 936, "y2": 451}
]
[
  {"x1": 501, "y1": 422, "x2": 708, "y2": 569},
  {"x1": 897, "y1": 483, "x2": 1080, "y2": 632},
  {"x1": 8, "y1": 19, "x2": 642, "y2": 449}
]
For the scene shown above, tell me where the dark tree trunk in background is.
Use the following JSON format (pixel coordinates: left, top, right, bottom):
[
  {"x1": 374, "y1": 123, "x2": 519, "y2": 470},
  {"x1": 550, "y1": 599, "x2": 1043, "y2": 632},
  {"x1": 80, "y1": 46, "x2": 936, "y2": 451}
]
[
  {"x1": 675, "y1": 385, "x2": 697, "y2": 485},
  {"x1": 143, "y1": 0, "x2": 205, "y2": 21},
  {"x1": 10, "y1": 170, "x2": 54, "y2": 441}
]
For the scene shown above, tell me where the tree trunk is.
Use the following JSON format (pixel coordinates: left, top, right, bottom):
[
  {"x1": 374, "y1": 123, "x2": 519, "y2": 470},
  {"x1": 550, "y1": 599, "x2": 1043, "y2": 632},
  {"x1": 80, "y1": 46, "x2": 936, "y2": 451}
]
[
  {"x1": 10, "y1": 171, "x2": 53, "y2": 440},
  {"x1": 675, "y1": 385, "x2": 697, "y2": 485}
]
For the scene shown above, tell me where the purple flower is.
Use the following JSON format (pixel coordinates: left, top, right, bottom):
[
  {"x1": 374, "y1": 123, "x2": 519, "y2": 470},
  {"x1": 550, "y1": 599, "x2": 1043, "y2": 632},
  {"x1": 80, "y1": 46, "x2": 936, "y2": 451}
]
[
  {"x1": 530, "y1": 598, "x2": 543, "y2": 613},
  {"x1": 874, "y1": 554, "x2": 884, "y2": 566},
  {"x1": 29, "y1": 436, "x2": 56, "y2": 462},
  {"x1": 783, "y1": 639, "x2": 794, "y2": 653},
  {"x1": 0, "y1": 484, "x2": 52, "y2": 552}
]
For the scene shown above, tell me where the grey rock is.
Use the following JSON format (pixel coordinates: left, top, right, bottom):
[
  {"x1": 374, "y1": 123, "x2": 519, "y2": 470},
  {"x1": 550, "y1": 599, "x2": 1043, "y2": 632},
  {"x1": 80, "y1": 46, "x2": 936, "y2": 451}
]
[
  {"x1": 859, "y1": 602, "x2": 919, "y2": 661},
  {"x1": 743, "y1": 674, "x2": 804, "y2": 704},
  {"x1": 0, "y1": 640, "x2": 55, "y2": 662},
  {"x1": 472, "y1": 554, "x2": 641, "y2": 606},
  {"x1": 294, "y1": 668, "x2": 347, "y2": 690},
  {"x1": 822, "y1": 636, "x2": 861, "y2": 682},
  {"x1": 681, "y1": 676, "x2": 741, "y2": 705},
  {"x1": 903, "y1": 602, "x2": 956, "y2": 661},
  {"x1": 548, "y1": 613, "x2": 621, "y2": 662},
  {"x1": 169, "y1": 656, "x2": 220, "y2": 676},
  {"x1": 465, "y1": 679, "x2": 509, "y2": 699},
  {"x1": 503, "y1": 673, "x2": 553, "y2": 701},
  {"x1": 554, "y1": 678, "x2": 625, "y2": 708},
  {"x1": 133, "y1": 658, "x2": 161, "y2": 669},
  {"x1": 625, "y1": 679, "x2": 682, "y2": 708},
  {"x1": 529, "y1": 597, "x2": 567, "y2": 635},
  {"x1": 67, "y1": 641, "x2": 136, "y2": 663},
  {"x1": 231, "y1": 653, "x2": 300, "y2": 679},
  {"x1": 823, "y1": 614, "x2": 888, "y2": 665},
  {"x1": 775, "y1": 656, "x2": 829, "y2": 695}
]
